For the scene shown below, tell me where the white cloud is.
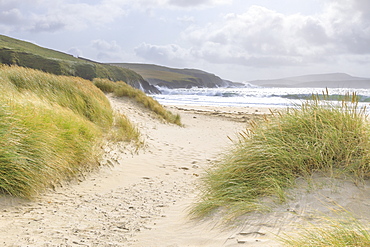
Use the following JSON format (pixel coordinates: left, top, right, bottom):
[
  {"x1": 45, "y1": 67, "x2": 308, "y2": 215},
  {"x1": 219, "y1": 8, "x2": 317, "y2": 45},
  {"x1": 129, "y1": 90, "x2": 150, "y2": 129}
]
[
  {"x1": 322, "y1": 0, "x2": 370, "y2": 54},
  {"x1": 0, "y1": 0, "x2": 42, "y2": 8},
  {"x1": 0, "y1": 0, "x2": 231, "y2": 33},
  {"x1": 135, "y1": 43, "x2": 192, "y2": 67},
  {"x1": 167, "y1": 0, "x2": 231, "y2": 8},
  {"x1": 92, "y1": 39, "x2": 122, "y2": 52},
  {"x1": 68, "y1": 47, "x2": 82, "y2": 58},
  {"x1": 29, "y1": 18, "x2": 66, "y2": 32},
  {"x1": 176, "y1": 2, "x2": 370, "y2": 68},
  {"x1": 177, "y1": 15, "x2": 195, "y2": 24},
  {"x1": 0, "y1": 8, "x2": 23, "y2": 25},
  {"x1": 180, "y1": 6, "x2": 302, "y2": 66},
  {"x1": 91, "y1": 39, "x2": 124, "y2": 61},
  {"x1": 0, "y1": 0, "x2": 127, "y2": 33},
  {"x1": 118, "y1": 0, "x2": 231, "y2": 8},
  {"x1": 29, "y1": 1, "x2": 126, "y2": 32}
]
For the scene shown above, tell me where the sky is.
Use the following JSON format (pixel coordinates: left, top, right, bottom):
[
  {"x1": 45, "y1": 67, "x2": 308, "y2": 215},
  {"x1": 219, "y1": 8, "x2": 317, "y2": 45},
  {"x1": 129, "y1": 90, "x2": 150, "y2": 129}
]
[{"x1": 1, "y1": 0, "x2": 370, "y2": 82}]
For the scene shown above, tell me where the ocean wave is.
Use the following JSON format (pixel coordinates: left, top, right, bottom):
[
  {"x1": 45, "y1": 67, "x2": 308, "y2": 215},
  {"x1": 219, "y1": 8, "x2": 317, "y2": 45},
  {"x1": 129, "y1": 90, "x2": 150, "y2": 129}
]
[
  {"x1": 151, "y1": 87, "x2": 370, "y2": 108},
  {"x1": 281, "y1": 93, "x2": 370, "y2": 102}
]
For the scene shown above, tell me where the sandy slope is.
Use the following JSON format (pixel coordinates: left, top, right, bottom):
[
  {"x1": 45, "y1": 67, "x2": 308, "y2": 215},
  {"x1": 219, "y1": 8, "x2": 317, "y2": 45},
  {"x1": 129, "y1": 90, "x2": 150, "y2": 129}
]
[
  {"x1": 0, "y1": 96, "x2": 249, "y2": 246},
  {"x1": 1, "y1": 96, "x2": 370, "y2": 247}
]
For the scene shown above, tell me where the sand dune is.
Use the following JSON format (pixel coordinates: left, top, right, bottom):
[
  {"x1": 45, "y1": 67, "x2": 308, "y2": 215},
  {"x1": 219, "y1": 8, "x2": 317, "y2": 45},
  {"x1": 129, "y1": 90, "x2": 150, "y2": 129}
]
[{"x1": 1, "y1": 96, "x2": 369, "y2": 246}]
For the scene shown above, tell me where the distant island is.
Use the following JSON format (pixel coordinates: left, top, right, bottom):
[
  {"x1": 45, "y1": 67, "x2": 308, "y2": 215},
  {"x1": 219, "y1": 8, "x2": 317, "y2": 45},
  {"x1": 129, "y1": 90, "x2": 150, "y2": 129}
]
[{"x1": 249, "y1": 73, "x2": 370, "y2": 88}]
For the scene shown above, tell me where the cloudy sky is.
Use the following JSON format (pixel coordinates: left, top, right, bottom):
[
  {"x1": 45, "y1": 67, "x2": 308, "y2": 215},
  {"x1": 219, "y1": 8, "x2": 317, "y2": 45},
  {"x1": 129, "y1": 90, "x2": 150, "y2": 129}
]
[{"x1": 1, "y1": 0, "x2": 370, "y2": 82}]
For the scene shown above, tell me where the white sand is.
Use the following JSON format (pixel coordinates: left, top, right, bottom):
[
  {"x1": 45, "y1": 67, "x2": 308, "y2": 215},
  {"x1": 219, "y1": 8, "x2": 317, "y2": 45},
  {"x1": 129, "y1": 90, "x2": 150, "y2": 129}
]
[{"x1": 1, "y1": 96, "x2": 370, "y2": 246}]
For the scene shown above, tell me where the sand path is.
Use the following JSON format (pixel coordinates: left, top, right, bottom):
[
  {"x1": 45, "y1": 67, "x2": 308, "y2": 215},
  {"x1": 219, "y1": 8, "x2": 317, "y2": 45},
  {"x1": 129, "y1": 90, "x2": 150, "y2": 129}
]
[
  {"x1": 0, "y1": 96, "x2": 254, "y2": 246},
  {"x1": 1, "y1": 96, "x2": 370, "y2": 247}
]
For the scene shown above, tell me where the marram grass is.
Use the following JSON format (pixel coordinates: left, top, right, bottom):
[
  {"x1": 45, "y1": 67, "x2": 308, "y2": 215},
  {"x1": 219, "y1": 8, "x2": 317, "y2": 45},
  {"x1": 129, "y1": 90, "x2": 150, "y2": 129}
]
[
  {"x1": 93, "y1": 78, "x2": 182, "y2": 126},
  {"x1": 2, "y1": 65, "x2": 113, "y2": 128},
  {"x1": 0, "y1": 97, "x2": 100, "y2": 197},
  {"x1": 109, "y1": 112, "x2": 141, "y2": 144},
  {"x1": 192, "y1": 92, "x2": 370, "y2": 218},
  {"x1": 0, "y1": 65, "x2": 140, "y2": 198},
  {"x1": 280, "y1": 216, "x2": 370, "y2": 246}
]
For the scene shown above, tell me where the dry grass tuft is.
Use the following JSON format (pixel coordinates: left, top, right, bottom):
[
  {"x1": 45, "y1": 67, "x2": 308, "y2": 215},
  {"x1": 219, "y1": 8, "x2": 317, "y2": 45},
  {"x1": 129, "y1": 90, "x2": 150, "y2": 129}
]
[
  {"x1": 281, "y1": 215, "x2": 370, "y2": 246},
  {"x1": 192, "y1": 91, "x2": 370, "y2": 218},
  {"x1": 93, "y1": 78, "x2": 181, "y2": 126}
]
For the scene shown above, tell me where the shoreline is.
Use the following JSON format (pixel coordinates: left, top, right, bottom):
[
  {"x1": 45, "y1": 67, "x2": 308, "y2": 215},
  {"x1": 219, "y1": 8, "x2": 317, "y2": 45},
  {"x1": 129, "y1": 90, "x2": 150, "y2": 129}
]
[{"x1": 167, "y1": 104, "x2": 280, "y2": 123}]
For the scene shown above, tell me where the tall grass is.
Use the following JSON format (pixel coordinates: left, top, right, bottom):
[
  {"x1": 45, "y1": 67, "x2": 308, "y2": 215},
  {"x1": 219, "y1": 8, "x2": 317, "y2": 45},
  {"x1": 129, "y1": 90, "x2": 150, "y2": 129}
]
[
  {"x1": 3, "y1": 65, "x2": 113, "y2": 128},
  {"x1": 93, "y1": 78, "x2": 182, "y2": 126},
  {"x1": 0, "y1": 97, "x2": 101, "y2": 197},
  {"x1": 281, "y1": 217, "x2": 370, "y2": 246},
  {"x1": 109, "y1": 112, "x2": 141, "y2": 144},
  {"x1": 192, "y1": 92, "x2": 370, "y2": 218},
  {"x1": 0, "y1": 65, "x2": 139, "y2": 197}
]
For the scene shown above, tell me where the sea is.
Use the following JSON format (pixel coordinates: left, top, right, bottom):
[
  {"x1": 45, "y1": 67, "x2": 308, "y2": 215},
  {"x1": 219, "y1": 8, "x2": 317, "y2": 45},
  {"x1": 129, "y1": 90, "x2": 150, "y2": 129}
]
[{"x1": 151, "y1": 86, "x2": 370, "y2": 109}]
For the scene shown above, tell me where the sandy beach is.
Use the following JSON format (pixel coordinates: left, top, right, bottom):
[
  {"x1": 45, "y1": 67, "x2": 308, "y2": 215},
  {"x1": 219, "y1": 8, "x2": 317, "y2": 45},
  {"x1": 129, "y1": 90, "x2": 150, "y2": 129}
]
[{"x1": 1, "y1": 96, "x2": 370, "y2": 247}]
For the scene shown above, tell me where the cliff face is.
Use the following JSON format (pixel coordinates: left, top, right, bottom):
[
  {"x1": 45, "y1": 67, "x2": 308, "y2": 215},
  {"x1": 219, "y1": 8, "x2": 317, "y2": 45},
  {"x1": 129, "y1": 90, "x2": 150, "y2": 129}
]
[
  {"x1": 110, "y1": 63, "x2": 237, "y2": 89},
  {"x1": 0, "y1": 35, "x2": 159, "y2": 94}
]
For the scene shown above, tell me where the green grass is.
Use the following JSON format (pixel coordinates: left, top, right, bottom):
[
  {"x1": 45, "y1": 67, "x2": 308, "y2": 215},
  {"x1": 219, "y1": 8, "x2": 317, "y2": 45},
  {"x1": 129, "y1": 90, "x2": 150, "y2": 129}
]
[
  {"x1": 111, "y1": 63, "x2": 228, "y2": 88},
  {"x1": 132, "y1": 68, "x2": 196, "y2": 81},
  {"x1": 0, "y1": 35, "x2": 157, "y2": 93},
  {"x1": 109, "y1": 112, "x2": 141, "y2": 144},
  {"x1": 3, "y1": 65, "x2": 113, "y2": 128},
  {"x1": 192, "y1": 91, "x2": 370, "y2": 218},
  {"x1": 111, "y1": 63, "x2": 199, "y2": 82},
  {"x1": 0, "y1": 35, "x2": 79, "y2": 62},
  {"x1": 281, "y1": 217, "x2": 370, "y2": 246},
  {"x1": 0, "y1": 65, "x2": 140, "y2": 198},
  {"x1": 93, "y1": 78, "x2": 182, "y2": 126},
  {"x1": 117, "y1": 67, "x2": 199, "y2": 87}
]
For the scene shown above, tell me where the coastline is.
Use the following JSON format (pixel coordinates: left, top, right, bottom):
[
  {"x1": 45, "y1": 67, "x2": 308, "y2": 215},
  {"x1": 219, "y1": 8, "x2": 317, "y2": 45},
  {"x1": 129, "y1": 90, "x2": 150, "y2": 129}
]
[{"x1": 1, "y1": 99, "x2": 369, "y2": 246}]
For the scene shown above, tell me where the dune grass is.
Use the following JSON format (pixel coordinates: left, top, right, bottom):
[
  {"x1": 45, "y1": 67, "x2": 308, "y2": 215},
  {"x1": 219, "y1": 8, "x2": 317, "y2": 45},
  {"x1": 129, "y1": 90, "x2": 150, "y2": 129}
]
[
  {"x1": 3, "y1": 65, "x2": 113, "y2": 128},
  {"x1": 192, "y1": 91, "x2": 370, "y2": 218},
  {"x1": 109, "y1": 112, "x2": 141, "y2": 143},
  {"x1": 93, "y1": 78, "x2": 182, "y2": 126},
  {"x1": 0, "y1": 65, "x2": 140, "y2": 198},
  {"x1": 281, "y1": 217, "x2": 370, "y2": 246}
]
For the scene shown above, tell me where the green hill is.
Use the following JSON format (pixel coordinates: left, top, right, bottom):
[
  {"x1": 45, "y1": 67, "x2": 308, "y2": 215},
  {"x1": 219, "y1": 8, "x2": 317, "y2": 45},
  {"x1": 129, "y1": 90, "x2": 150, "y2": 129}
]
[
  {"x1": 111, "y1": 63, "x2": 238, "y2": 89},
  {"x1": 0, "y1": 35, "x2": 159, "y2": 93}
]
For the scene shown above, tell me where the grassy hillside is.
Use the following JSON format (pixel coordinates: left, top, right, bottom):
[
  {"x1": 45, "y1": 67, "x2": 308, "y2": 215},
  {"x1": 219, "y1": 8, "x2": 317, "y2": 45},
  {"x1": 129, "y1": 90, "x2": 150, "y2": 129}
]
[
  {"x1": 0, "y1": 65, "x2": 142, "y2": 198},
  {"x1": 113, "y1": 64, "x2": 199, "y2": 88},
  {"x1": 0, "y1": 35, "x2": 159, "y2": 93},
  {"x1": 0, "y1": 35, "x2": 79, "y2": 62},
  {"x1": 111, "y1": 63, "x2": 235, "y2": 88}
]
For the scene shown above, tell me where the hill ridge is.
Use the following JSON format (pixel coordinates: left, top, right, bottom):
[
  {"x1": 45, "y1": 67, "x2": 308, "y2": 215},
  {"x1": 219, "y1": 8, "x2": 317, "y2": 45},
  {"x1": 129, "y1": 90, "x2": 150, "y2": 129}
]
[
  {"x1": 111, "y1": 63, "x2": 238, "y2": 89},
  {"x1": 0, "y1": 35, "x2": 159, "y2": 94},
  {"x1": 250, "y1": 72, "x2": 370, "y2": 88}
]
